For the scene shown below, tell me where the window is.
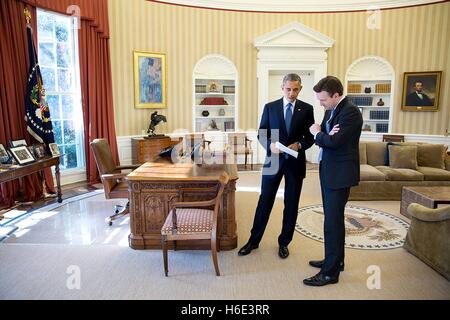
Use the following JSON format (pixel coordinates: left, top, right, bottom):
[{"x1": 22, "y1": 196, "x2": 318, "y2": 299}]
[{"x1": 37, "y1": 9, "x2": 84, "y2": 171}]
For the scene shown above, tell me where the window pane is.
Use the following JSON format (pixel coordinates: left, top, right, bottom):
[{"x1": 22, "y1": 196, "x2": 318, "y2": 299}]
[
  {"x1": 61, "y1": 96, "x2": 74, "y2": 119},
  {"x1": 64, "y1": 144, "x2": 78, "y2": 169},
  {"x1": 55, "y1": 19, "x2": 69, "y2": 42},
  {"x1": 40, "y1": 67, "x2": 56, "y2": 91},
  {"x1": 47, "y1": 95, "x2": 60, "y2": 119},
  {"x1": 56, "y1": 43, "x2": 70, "y2": 68},
  {"x1": 57, "y1": 69, "x2": 71, "y2": 91},
  {"x1": 39, "y1": 43, "x2": 55, "y2": 66},
  {"x1": 63, "y1": 120, "x2": 76, "y2": 144},
  {"x1": 38, "y1": 9, "x2": 84, "y2": 172},
  {"x1": 52, "y1": 121, "x2": 63, "y2": 145},
  {"x1": 37, "y1": 12, "x2": 54, "y2": 41}
]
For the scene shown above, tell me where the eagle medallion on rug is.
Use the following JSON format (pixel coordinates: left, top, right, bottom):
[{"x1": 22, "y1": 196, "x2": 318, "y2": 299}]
[{"x1": 295, "y1": 204, "x2": 409, "y2": 250}]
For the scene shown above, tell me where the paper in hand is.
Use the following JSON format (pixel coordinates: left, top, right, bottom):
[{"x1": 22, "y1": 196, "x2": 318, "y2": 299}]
[{"x1": 275, "y1": 142, "x2": 298, "y2": 158}]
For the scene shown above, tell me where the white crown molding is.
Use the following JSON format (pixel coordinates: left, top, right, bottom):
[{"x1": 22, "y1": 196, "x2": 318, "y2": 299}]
[
  {"x1": 253, "y1": 22, "x2": 335, "y2": 49},
  {"x1": 151, "y1": 0, "x2": 445, "y2": 12}
]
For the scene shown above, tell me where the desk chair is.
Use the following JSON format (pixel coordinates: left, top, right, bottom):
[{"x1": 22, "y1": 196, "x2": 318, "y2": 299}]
[
  {"x1": 161, "y1": 173, "x2": 229, "y2": 276},
  {"x1": 227, "y1": 133, "x2": 253, "y2": 170},
  {"x1": 382, "y1": 134, "x2": 405, "y2": 143},
  {"x1": 90, "y1": 139, "x2": 139, "y2": 225}
]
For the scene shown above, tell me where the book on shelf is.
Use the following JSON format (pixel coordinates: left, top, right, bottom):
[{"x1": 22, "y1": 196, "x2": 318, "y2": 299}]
[{"x1": 224, "y1": 121, "x2": 235, "y2": 131}]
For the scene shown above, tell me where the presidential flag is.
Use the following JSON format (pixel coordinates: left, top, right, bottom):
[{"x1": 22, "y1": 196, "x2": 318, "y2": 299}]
[{"x1": 24, "y1": 20, "x2": 55, "y2": 149}]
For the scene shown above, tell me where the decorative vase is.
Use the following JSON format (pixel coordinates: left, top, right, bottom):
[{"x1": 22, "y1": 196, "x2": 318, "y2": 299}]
[
  {"x1": 377, "y1": 98, "x2": 385, "y2": 106},
  {"x1": 218, "y1": 108, "x2": 225, "y2": 116},
  {"x1": 364, "y1": 87, "x2": 372, "y2": 94},
  {"x1": 202, "y1": 110, "x2": 209, "y2": 117}
]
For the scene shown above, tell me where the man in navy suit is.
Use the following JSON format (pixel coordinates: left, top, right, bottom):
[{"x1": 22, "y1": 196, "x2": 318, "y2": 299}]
[
  {"x1": 305, "y1": 76, "x2": 362, "y2": 286},
  {"x1": 238, "y1": 73, "x2": 315, "y2": 259}
]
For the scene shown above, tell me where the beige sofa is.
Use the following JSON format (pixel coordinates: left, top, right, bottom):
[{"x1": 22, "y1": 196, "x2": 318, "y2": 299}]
[{"x1": 349, "y1": 141, "x2": 450, "y2": 200}]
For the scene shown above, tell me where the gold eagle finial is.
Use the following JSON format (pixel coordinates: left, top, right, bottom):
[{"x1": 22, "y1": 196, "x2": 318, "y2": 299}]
[{"x1": 24, "y1": 8, "x2": 31, "y2": 25}]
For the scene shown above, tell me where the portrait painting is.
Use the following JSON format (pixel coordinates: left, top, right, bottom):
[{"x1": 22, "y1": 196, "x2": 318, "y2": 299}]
[
  {"x1": 401, "y1": 71, "x2": 442, "y2": 111},
  {"x1": 10, "y1": 145, "x2": 35, "y2": 165},
  {"x1": 133, "y1": 51, "x2": 167, "y2": 109}
]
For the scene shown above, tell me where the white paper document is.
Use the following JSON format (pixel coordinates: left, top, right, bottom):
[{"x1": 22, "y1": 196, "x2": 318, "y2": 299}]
[{"x1": 275, "y1": 142, "x2": 298, "y2": 158}]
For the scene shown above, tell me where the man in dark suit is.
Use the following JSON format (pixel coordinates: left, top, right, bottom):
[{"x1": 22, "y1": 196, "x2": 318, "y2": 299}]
[
  {"x1": 305, "y1": 76, "x2": 362, "y2": 286},
  {"x1": 238, "y1": 73, "x2": 315, "y2": 259},
  {"x1": 405, "y1": 80, "x2": 433, "y2": 106}
]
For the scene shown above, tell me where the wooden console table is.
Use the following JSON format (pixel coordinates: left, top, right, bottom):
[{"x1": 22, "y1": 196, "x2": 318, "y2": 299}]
[
  {"x1": 131, "y1": 136, "x2": 182, "y2": 164},
  {"x1": 0, "y1": 156, "x2": 62, "y2": 204},
  {"x1": 126, "y1": 159, "x2": 238, "y2": 250},
  {"x1": 400, "y1": 186, "x2": 450, "y2": 219}
]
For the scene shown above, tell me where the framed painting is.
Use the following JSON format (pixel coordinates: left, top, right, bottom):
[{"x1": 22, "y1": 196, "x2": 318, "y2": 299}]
[
  {"x1": 133, "y1": 51, "x2": 167, "y2": 109},
  {"x1": 401, "y1": 71, "x2": 442, "y2": 111}
]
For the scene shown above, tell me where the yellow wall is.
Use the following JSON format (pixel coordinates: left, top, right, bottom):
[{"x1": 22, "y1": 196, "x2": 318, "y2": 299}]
[{"x1": 108, "y1": 0, "x2": 450, "y2": 136}]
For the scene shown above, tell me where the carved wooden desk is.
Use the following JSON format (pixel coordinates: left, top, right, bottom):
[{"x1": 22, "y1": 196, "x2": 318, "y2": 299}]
[
  {"x1": 126, "y1": 160, "x2": 238, "y2": 250},
  {"x1": 0, "y1": 156, "x2": 62, "y2": 203}
]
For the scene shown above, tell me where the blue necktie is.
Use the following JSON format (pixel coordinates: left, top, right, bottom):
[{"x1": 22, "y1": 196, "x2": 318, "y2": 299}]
[
  {"x1": 285, "y1": 103, "x2": 293, "y2": 133},
  {"x1": 319, "y1": 108, "x2": 335, "y2": 162},
  {"x1": 326, "y1": 108, "x2": 335, "y2": 133}
]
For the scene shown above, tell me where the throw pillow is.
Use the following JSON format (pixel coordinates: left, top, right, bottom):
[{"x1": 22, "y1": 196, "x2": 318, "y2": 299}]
[
  {"x1": 384, "y1": 142, "x2": 399, "y2": 166},
  {"x1": 388, "y1": 145, "x2": 418, "y2": 170},
  {"x1": 416, "y1": 144, "x2": 446, "y2": 169},
  {"x1": 359, "y1": 142, "x2": 367, "y2": 165}
]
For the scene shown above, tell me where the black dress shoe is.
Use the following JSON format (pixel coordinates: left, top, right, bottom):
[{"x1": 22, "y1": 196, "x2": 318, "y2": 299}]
[
  {"x1": 238, "y1": 242, "x2": 259, "y2": 256},
  {"x1": 303, "y1": 273, "x2": 339, "y2": 287},
  {"x1": 278, "y1": 246, "x2": 289, "y2": 259},
  {"x1": 309, "y1": 259, "x2": 344, "y2": 271}
]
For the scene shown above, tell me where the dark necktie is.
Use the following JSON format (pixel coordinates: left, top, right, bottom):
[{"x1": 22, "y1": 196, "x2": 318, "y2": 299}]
[
  {"x1": 285, "y1": 103, "x2": 293, "y2": 132},
  {"x1": 326, "y1": 108, "x2": 335, "y2": 133}
]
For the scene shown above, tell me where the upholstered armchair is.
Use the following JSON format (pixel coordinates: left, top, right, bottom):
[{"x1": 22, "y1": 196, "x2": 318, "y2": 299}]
[
  {"x1": 161, "y1": 173, "x2": 229, "y2": 276},
  {"x1": 403, "y1": 203, "x2": 450, "y2": 280},
  {"x1": 90, "y1": 139, "x2": 139, "y2": 225}
]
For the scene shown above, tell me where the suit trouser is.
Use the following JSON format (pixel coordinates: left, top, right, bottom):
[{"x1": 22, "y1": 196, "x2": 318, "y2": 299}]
[
  {"x1": 249, "y1": 161, "x2": 303, "y2": 247},
  {"x1": 320, "y1": 183, "x2": 350, "y2": 278}
]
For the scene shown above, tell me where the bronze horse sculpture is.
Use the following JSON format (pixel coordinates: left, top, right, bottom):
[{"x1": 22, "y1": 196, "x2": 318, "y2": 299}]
[{"x1": 147, "y1": 111, "x2": 167, "y2": 136}]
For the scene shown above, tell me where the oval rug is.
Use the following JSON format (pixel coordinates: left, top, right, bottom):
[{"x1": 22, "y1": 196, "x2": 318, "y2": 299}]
[{"x1": 295, "y1": 204, "x2": 409, "y2": 250}]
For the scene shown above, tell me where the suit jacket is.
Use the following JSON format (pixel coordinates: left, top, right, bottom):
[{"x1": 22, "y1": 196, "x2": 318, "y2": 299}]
[
  {"x1": 405, "y1": 92, "x2": 433, "y2": 106},
  {"x1": 258, "y1": 98, "x2": 315, "y2": 178},
  {"x1": 315, "y1": 97, "x2": 363, "y2": 189}
]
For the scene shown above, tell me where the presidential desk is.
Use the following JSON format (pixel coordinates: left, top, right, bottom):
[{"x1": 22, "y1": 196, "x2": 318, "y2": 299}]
[{"x1": 126, "y1": 160, "x2": 238, "y2": 250}]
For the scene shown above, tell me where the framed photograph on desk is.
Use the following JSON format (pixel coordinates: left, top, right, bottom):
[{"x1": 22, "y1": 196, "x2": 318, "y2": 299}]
[
  {"x1": 33, "y1": 143, "x2": 47, "y2": 159},
  {"x1": 10, "y1": 145, "x2": 35, "y2": 165},
  {"x1": 49, "y1": 143, "x2": 60, "y2": 156},
  {"x1": 9, "y1": 139, "x2": 27, "y2": 147},
  {"x1": 0, "y1": 144, "x2": 9, "y2": 163}
]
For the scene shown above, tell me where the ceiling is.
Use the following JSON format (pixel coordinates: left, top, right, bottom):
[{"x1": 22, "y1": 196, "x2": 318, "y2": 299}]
[{"x1": 150, "y1": 0, "x2": 445, "y2": 12}]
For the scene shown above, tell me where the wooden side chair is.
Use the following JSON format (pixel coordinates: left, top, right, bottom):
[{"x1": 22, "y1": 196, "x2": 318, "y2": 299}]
[
  {"x1": 227, "y1": 132, "x2": 253, "y2": 170},
  {"x1": 161, "y1": 173, "x2": 229, "y2": 276},
  {"x1": 182, "y1": 134, "x2": 211, "y2": 155},
  {"x1": 382, "y1": 134, "x2": 405, "y2": 143},
  {"x1": 90, "y1": 138, "x2": 139, "y2": 225}
]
